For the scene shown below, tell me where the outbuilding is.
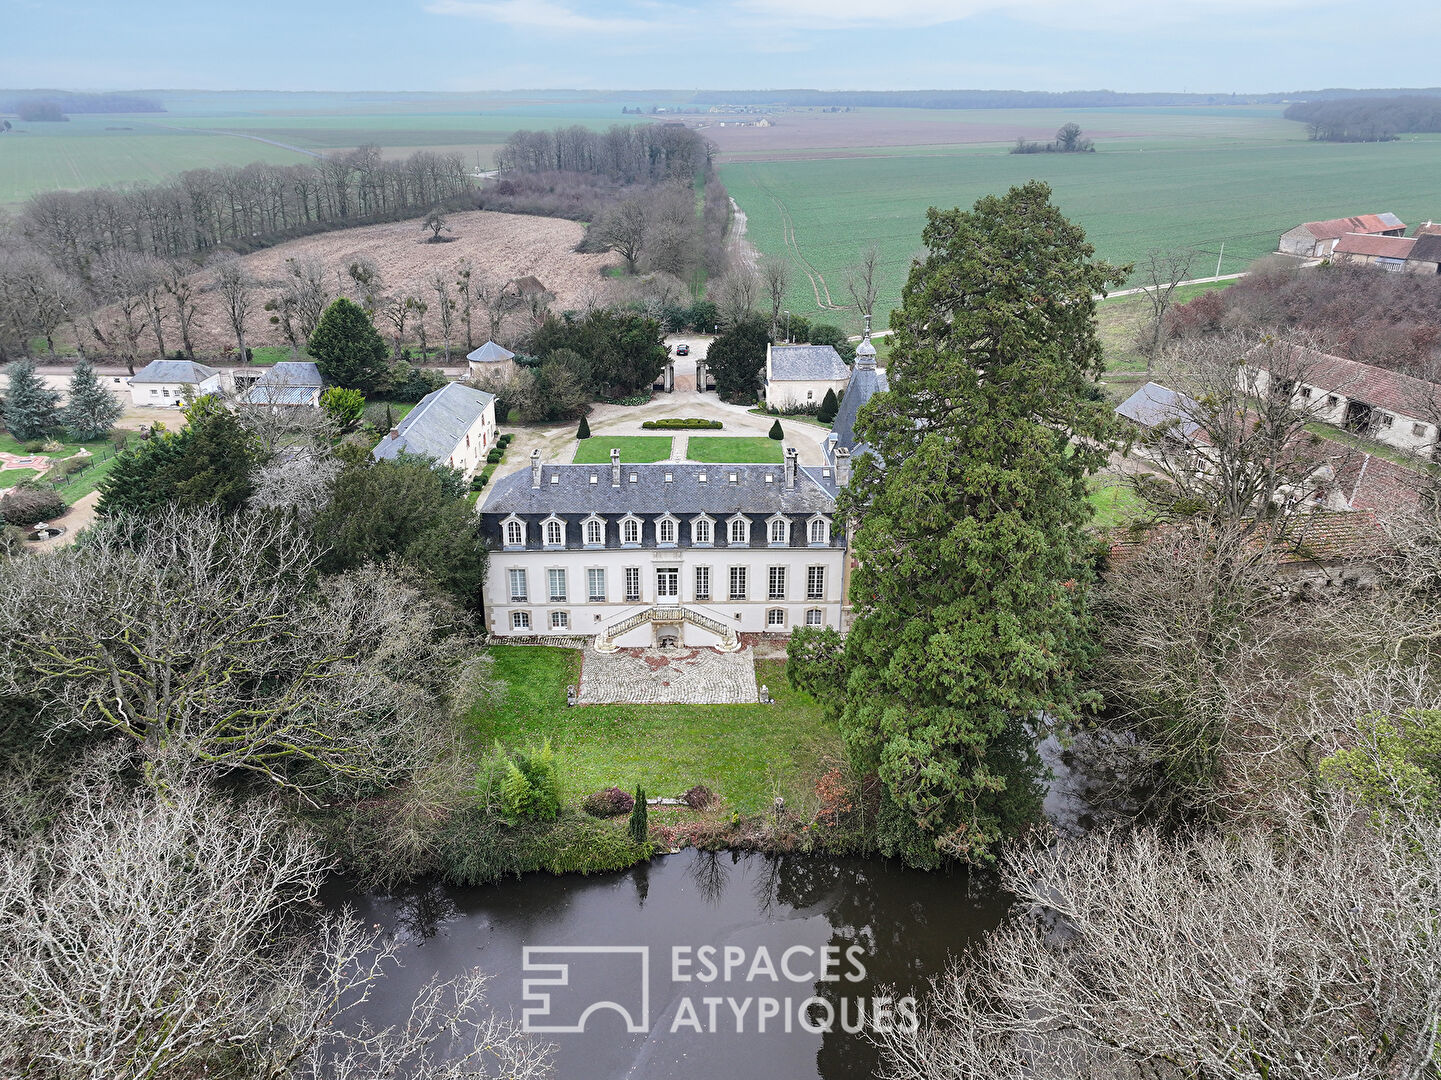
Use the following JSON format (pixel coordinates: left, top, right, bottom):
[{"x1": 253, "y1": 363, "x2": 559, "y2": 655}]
[{"x1": 127, "y1": 359, "x2": 223, "y2": 408}]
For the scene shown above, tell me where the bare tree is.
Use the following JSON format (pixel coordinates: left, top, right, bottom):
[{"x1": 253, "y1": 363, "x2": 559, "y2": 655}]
[
  {"x1": 1139, "y1": 248, "x2": 1194, "y2": 371},
  {"x1": 411, "y1": 295, "x2": 430, "y2": 359},
  {"x1": 422, "y1": 207, "x2": 450, "y2": 242},
  {"x1": 844, "y1": 244, "x2": 881, "y2": 323},
  {"x1": 0, "y1": 252, "x2": 80, "y2": 356},
  {"x1": 473, "y1": 273, "x2": 508, "y2": 344},
  {"x1": 714, "y1": 266, "x2": 761, "y2": 327},
  {"x1": 381, "y1": 294, "x2": 412, "y2": 358},
  {"x1": 162, "y1": 260, "x2": 201, "y2": 358},
  {"x1": 760, "y1": 256, "x2": 792, "y2": 337},
  {"x1": 282, "y1": 255, "x2": 333, "y2": 345},
  {"x1": 0, "y1": 766, "x2": 554, "y2": 1079},
  {"x1": 593, "y1": 198, "x2": 647, "y2": 273},
  {"x1": 0, "y1": 508, "x2": 466, "y2": 799},
  {"x1": 877, "y1": 801, "x2": 1441, "y2": 1080},
  {"x1": 344, "y1": 256, "x2": 385, "y2": 316},
  {"x1": 429, "y1": 269, "x2": 456, "y2": 364},
  {"x1": 215, "y1": 259, "x2": 258, "y2": 363},
  {"x1": 135, "y1": 257, "x2": 169, "y2": 358},
  {"x1": 89, "y1": 252, "x2": 149, "y2": 374},
  {"x1": 455, "y1": 258, "x2": 477, "y2": 351}
]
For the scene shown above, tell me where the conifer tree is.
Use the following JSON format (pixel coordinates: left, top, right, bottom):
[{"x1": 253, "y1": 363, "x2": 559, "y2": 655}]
[
  {"x1": 628, "y1": 786, "x2": 648, "y2": 844},
  {"x1": 307, "y1": 298, "x2": 389, "y2": 393},
  {"x1": 2, "y1": 359, "x2": 61, "y2": 441},
  {"x1": 768, "y1": 419, "x2": 783, "y2": 440},
  {"x1": 817, "y1": 387, "x2": 839, "y2": 425},
  {"x1": 61, "y1": 358, "x2": 123, "y2": 441},
  {"x1": 577, "y1": 414, "x2": 591, "y2": 439},
  {"x1": 791, "y1": 181, "x2": 1126, "y2": 867}
]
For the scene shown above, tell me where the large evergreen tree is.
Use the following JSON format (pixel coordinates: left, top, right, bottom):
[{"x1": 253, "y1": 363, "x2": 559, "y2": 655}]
[
  {"x1": 98, "y1": 399, "x2": 256, "y2": 517},
  {"x1": 2, "y1": 359, "x2": 61, "y2": 441},
  {"x1": 792, "y1": 181, "x2": 1125, "y2": 865},
  {"x1": 60, "y1": 358, "x2": 123, "y2": 441},
  {"x1": 307, "y1": 298, "x2": 389, "y2": 393},
  {"x1": 706, "y1": 316, "x2": 770, "y2": 402}
]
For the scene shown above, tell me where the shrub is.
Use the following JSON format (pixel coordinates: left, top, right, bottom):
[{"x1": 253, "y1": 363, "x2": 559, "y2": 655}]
[
  {"x1": 682, "y1": 784, "x2": 716, "y2": 810},
  {"x1": 22, "y1": 440, "x2": 46, "y2": 454},
  {"x1": 628, "y1": 785, "x2": 649, "y2": 842},
  {"x1": 0, "y1": 483, "x2": 66, "y2": 526},
  {"x1": 817, "y1": 388, "x2": 839, "y2": 425},
  {"x1": 485, "y1": 740, "x2": 563, "y2": 824},
  {"x1": 640, "y1": 418, "x2": 723, "y2": 430},
  {"x1": 583, "y1": 786, "x2": 635, "y2": 818},
  {"x1": 768, "y1": 419, "x2": 783, "y2": 440},
  {"x1": 470, "y1": 474, "x2": 488, "y2": 491},
  {"x1": 498, "y1": 433, "x2": 513, "y2": 447},
  {"x1": 577, "y1": 415, "x2": 591, "y2": 439},
  {"x1": 486, "y1": 447, "x2": 503, "y2": 464}
]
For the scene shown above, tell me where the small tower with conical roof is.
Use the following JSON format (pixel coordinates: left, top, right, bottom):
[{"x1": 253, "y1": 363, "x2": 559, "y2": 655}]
[{"x1": 855, "y1": 313, "x2": 877, "y2": 370}]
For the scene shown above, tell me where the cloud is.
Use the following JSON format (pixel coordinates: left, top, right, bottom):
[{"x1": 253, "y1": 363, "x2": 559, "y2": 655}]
[
  {"x1": 731, "y1": 0, "x2": 1319, "y2": 31},
  {"x1": 424, "y1": 0, "x2": 658, "y2": 34}
]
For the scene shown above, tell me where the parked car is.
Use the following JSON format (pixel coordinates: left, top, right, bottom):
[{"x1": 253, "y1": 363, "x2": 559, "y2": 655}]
[{"x1": 675, "y1": 343, "x2": 690, "y2": 356}]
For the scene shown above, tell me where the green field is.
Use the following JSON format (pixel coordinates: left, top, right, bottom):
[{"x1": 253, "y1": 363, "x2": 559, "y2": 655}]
[
  {"x1": 684, "y1": 436, "x2": 784, "y2": 463},
  {"x1": 573, "y1": 435, "x2": 673, "y2": 463},
  {"x1": 722, "y1": 117, "x2": 1441, "y2": 330},
  {"x1": 469, "y1": 646, "x2": 837, "y2": 813}
]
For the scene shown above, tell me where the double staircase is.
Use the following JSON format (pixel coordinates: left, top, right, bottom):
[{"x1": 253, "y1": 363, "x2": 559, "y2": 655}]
[{"x1": 593, "y1": 605, "x2": 741, "y2": 653}]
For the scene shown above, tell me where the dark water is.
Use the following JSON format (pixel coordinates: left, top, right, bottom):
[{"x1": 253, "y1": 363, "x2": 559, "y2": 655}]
[
  {"x1": 326, "y1": 736, "x2": 1103, "y2": 1079},
  {"x1": 328, "y1": 852, "x2": 1006, "y2": 1079}
]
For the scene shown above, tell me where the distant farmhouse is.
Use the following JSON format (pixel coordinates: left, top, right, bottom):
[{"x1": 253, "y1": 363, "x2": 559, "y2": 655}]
[
  {"x1": 127, "y1": 359, "x2": 223, "y2": 407},
  {"x1": 1331, "y1": 233, "x2": 1415, "y2": 271},
  {"x1": 1279, "y1": 213, "x2": 1406, "y2": 258},
  {"x1": 372, "y1": 382, "x2": 497, "y2": 478},
  {"x1": 764, "y1": 343, "x2": 849, "y2": 411}
]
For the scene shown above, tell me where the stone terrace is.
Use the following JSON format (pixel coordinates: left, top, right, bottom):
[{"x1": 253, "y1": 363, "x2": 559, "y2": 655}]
[{"x1": 577, "y1": 645, "x2": 759, "y2": 705}]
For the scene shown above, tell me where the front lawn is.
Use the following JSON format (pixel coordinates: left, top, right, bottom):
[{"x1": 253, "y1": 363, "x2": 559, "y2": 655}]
[
  {"x1": 573, "y1": 435, "x2": 673, "y2": 464},
  {"x1": 0, "y1": 468, "x2": 38, "y2": 488},
  {"x1": 468, "y1": 646, "x2": 840, "y2": 815},
  {"x1": 685, "y1": 436, "x2": 784, "y2": 464}
]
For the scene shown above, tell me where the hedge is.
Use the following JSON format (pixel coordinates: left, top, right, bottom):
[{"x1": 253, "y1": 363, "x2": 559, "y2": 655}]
[{"x1": 641, "y1": 418, "x2": 724, "y2": 430}]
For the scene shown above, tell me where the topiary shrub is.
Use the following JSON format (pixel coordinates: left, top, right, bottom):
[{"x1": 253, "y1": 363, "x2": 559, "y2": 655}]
[
  {"x1": 628, "y1": 785, "x2": 648, "y2": 843},
  {"x1": 582, "y1": 786, "x2": 636, "y2": 818},
  {"x1": 577, "y1": 414, "x2": 591, "y2": 439},
  {"x1": 486, "y1": 448, "x2": 503, "y2": 464},
  {"x1": 768, "y1": 419, "x2": 783, "y2": 440},
  {"x1": 682, "y1": 784, "x2": 716, "y2": 810},
  {"x1": 0, "y1": 482, "x2": 66, "y2": 526}
]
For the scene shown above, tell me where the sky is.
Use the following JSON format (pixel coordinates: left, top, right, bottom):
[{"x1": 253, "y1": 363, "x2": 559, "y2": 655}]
[{"x1": 6, "y1": 0, "x2": 1441, "y2": 95}]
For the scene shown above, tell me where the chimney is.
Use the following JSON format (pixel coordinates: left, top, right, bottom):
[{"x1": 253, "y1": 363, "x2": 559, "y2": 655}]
[
  {"x1": 610, "y1": 448, "x2": 621, "y2": 487},
  {"x1": 388, "y1": 427, "x2": 399, "y2": 440},
  {"x1": 530, "y1": 448, "x2": 542, "y2": 488},
  {"x1": 834, "y1": 447, "x2": 851, "y2": 488},
  {"x1": 784, "y1": 446, "x2": 797, "y2": 489}
]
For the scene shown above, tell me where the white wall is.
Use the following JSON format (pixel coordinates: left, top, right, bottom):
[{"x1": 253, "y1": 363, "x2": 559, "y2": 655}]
[
  {"x1": 486, "y1": 544, "x2": 846, "y2": 642},
  {"x1": 442, "y1": 399, "x2": 499, "y2": 477},
  {"x1": 765, "y1": 377, "x2": 848, "y2": 410},
  {"x1": 128, "y1": 375, "x2": 222, "y2": 408}
]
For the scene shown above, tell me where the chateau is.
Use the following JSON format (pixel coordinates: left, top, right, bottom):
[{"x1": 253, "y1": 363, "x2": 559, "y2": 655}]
[{"x1": 479, "y1": 446, "x2": 852, "y2": 649}]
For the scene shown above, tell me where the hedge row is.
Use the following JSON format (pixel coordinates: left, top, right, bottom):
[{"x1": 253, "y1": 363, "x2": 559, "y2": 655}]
[{"x1": 641, "y1": 418, "x2": 724, "y2": 430}]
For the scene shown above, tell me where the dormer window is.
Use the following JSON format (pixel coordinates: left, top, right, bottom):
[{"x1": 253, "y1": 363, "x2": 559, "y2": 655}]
[
  {"x1": 808, "y1": 517, "x2": 830, "y2": 545},
  {"x1": 768, "y1": 517, "x2": 789, "y2": 546},
  {"x1": 544, "y1": 518, "x2": 565, "y2": 547},
  {"x1": 504, "y1": 518, "x2": 525, "y2": 547},
  {"x1": 728, "y1": 516, "x2": 749, "y2": 545},
  {"x1": 657, "y1": 516, "x2": 678, "y2": 546},
  {"x1": 621, "y1": 517, "x2": 641, "y2": 546},
  {"x1": 584, "y1": 517, "x2": 605, "y2": 546},
  {"x1": 692, "y1": 516, "x2": 713, "y2": 546}
]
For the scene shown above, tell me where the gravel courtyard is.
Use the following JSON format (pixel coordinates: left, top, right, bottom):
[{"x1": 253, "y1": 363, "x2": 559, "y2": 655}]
[{"x1": 577, "y1": 644, "x2": 759, "y2": 705}]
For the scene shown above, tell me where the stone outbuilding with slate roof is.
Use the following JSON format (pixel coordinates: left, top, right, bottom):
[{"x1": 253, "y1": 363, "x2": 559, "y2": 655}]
[
  {"x1": 127, "y1": 359, "x2": 224, "y2": 408},
  {"x1": 479, "y1": 446, "x2": 847, "y2": 647},
  {"x1": 466, "y1": 340, "x2": 517, "y2": 382},
  {"x1": 765, "y1": 342, "x2": 850, "y2": 410},
  {"x1": 371, "y1": 381, "x2": 497, "y2": 477},
  {"x1": 241, "y1": 361, "x2": 325, "y2": 408}
]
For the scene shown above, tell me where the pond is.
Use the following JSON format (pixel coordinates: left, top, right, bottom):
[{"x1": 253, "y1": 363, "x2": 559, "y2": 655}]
[{"x1": 328, "y1": 850, "x2": 1006, "y2": 1080}]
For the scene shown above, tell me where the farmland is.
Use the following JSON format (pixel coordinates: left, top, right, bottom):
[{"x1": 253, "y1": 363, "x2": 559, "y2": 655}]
[{"x1": 719, "y1": 107, "x2": 1441, "y2": 330}]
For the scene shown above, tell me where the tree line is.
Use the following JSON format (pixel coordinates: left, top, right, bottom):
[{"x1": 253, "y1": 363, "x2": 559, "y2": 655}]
[
  {"x1": 1285, "y1": 95, "x2": 1441, "y2": 141},
  {"x1": 494, "y1": 122, "x2": 712, "y2": 184}
]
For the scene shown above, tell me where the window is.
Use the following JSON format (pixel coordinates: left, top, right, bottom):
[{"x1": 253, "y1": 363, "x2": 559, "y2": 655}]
[
  {"x1": 1414, "y1": 422, "x2": 1431, "y2": 438},
  {"x1": 658, "y1": 518, "x2": 677, "y2": 545},
  {"x1": 769, "y1": 518, "x2": 788, "y2": 545},
  {"x1": 1326, "y1": 395, "x2": 1340, "y2": 408},
  {"x1": 512, "y1": 611, "x2": 530, "y2": 630},
  {"x1": 656, "y1": 567, "x2": 679, "y2": 599},
  {"x1": 508, "y1": 568, "x2": 528, "y2": 602},
  {"x1": 161, "y1": 387, "x2": 171, "y2": 398},
  {"x1": 693, "y1": 518, "x2": 712, "y2": 545},
  {"x1": 544, "y1": 519, "x2": 564, "y2": 546},
  {"x1": 585, "y1": 518, "x2": 604, "y2": 546},
  {"x1": 729, "y1": 517, "x2": 748, "y2": 545},
  {"x1": 625, "y1": 567, "x2": 642, "y2": 602},
  {"x1": 505, "y1": 520, "x2": 525, "y2": 547},
  {"x1": 767, "y1": 608, "x2": 787, "y2": 628},
  {"x1": 807, "y1": 566, "x2": 825, "y2": 600},
  {"x1": 551, "y1": 611, "x2": 569, "y2": 630},
  {"x1": 622, "y1": 518, "x2": 640, "y2": 545},
  {"x1": 694, "y1": 566, "x2": 711, "y2": 601},
  {"x1": 805, "y1": 608, "x2": 824, "y2": 626},
  {"x1": 1379, "y1": 413, "x2": 1394, "y2": 430},
  {"x1": 729, "y1": 566, "x2": 747, "y2": 601},
  {"x1": 768, "y1": 566, "x2": 787, "y2": 600},
  {"x1": 547, "y1": 569, "x2": 567, "y2": 603},
  {"x1": 587, "y1": 568, "x2": 607, "y2": 603},
  {"x1": 806, "y1": 389, "x2": 814, "y2": 400},
  {"x1": 809, "y1": 519, "x2": 828, "y2": 545}
]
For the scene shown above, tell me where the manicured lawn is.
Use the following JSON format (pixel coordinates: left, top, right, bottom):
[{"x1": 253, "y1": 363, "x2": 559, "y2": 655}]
[
  {"x1": 685, "y1": 436, "x2": 784, "y2": 464},
  {"x1": 573, "y1": 435, "x2": 673, "y2": 464},
  {"x1": 0, "y1": 468, "x2": 38, "y2": 488},
  {"x1": 748, "y1": 408, "x2": 829, "y2": 429},
  {"x1": 468, "y1": 646, "x2": 840, "y2": 815}
]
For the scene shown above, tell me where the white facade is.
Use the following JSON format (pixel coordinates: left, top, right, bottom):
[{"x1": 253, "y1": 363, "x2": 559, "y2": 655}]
[
  {"x1": 1245, "y1": 362, "x2": 1438, "y2": 458},
  {"x1": 127, "y1": 361, "x2": 224, "y2": 408},
  {"x1": 441, "y1": 398, "x2": 498, "y2": 475},
  {"x1": 764, "y1": 343, "x2": 850, "y2": 410},
  {"x1": 372, "y1": 382, "x2": 498, "y2": 478}
]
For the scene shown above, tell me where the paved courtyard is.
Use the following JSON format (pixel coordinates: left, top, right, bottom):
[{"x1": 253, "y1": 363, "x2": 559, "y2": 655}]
[{"x1": 577, "y1": 644, "x2": 759, "y2": 705}]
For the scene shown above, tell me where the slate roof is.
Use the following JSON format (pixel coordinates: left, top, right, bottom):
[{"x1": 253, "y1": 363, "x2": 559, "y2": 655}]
[
  {"x1": 467, "y1": 341, "x2": 515, "y2": 365},
  {"x1": 244, "y1": 385, "x2": 321, "y2": 406},
  {"x1": 1115, "y1": 382, "x2": 1203, "y2": 439},
  {"x1": 769, "y1": 344, "x2": 848, "y2": 382},
  {"x1": 371, "y1": 382, "x2": 495, "y2": 464},
  {"x1": 1334, "y1": 233, "x2": 1416, "y2": 259},
  {"x1": 129, "y1": 359, "x2": 219, "y2": 385},
  {"x1": 482, "y1": 462, "x2": 840, "y2": 518},
  {"x1": 1408, "y1": 233, "x2": 1441, "y2": 264},
  {"x1": 1300, "y1": 213, "x2": 1406, "y2": 239},
  {"x1": 828, "y1": 361, "x2": 889, "y2": 462},
  {"x1": 256, "y1": 361, "x2": 323, "y2": 386}
]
